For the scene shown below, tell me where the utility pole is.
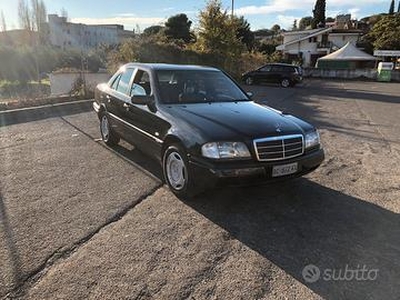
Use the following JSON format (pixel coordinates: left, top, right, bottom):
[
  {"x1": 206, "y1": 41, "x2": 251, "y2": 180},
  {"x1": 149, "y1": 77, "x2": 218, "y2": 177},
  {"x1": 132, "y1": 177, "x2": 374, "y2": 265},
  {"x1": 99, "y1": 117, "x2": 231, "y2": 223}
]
[{"x1": 231, "y1": 0, "x2": 234, "y2": 17}]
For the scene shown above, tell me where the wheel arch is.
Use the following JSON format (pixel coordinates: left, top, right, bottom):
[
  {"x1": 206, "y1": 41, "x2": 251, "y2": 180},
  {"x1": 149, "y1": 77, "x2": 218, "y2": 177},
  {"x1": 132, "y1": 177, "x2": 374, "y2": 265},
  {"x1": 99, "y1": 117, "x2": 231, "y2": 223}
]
[
  {"x1": 162, "y1": 135, "x2": 185, "y2": 156},
  {"x1": 97, "y1": 103, "x2": 107, "y2": 119}
]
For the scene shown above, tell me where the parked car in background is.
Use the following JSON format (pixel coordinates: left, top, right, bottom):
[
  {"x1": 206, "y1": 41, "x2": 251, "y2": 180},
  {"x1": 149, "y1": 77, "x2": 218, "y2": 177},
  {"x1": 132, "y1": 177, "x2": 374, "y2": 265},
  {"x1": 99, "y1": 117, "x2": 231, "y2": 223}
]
[
  {"x1": 93, "y1": 63, "x2": 323, "y2": 198},
  {"x1": 242, "y1": 63, "x2": 303, "y2": 87}
]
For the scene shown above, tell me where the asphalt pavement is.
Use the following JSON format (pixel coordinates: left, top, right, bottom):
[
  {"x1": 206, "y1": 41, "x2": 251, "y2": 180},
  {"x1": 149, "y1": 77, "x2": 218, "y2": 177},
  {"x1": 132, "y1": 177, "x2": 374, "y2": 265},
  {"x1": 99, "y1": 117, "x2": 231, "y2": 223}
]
[{"x1": 0, "y1": 79, "x2": 399, "y2": 300}]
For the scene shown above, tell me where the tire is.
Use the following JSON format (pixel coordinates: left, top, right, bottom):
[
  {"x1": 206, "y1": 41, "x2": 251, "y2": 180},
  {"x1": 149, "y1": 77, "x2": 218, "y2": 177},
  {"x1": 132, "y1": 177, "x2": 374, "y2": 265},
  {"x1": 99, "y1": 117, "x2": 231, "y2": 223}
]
[
  {"x1": 100, "y1": 113, "x2": 120, "y2": 146},
  {"x1": 281, "y1": 78, "x2": 291, "y2": 88},
  {"x1": 245, "y1": 77, "x2": 254, "y2": 85},
  {"x1": 162, "y1": 144, "x2": 199, "y2": 199}
]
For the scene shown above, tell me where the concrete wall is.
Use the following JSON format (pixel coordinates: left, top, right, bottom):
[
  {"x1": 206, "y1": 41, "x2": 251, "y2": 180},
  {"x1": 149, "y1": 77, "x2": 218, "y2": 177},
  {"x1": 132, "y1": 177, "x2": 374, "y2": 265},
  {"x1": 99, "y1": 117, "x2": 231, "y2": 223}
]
[
  {"x1": 49, "y1": 72, "x2": 111, "y2": 96},
  {"x1": 304, "y1": 68, "x2": 400, "y2": 81}
]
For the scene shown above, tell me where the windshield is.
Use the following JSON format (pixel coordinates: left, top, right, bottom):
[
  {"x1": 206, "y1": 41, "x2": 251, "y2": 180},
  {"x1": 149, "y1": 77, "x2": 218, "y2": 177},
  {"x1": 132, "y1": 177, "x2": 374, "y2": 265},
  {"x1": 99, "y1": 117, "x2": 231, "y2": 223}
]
[{"x1": 156, "y1": 69, "x2": 249, "y2": 104}]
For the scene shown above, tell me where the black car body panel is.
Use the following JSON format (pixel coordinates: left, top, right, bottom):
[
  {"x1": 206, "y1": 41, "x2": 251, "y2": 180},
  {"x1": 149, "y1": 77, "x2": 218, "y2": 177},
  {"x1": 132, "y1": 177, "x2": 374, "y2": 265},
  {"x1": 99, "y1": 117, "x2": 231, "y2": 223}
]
[
  {"x1": 94, "y1": 63, "x2": 323, "y2": 192},
  {"x1": 242, "y1": 63, "x2": 303, "y2": 87}
]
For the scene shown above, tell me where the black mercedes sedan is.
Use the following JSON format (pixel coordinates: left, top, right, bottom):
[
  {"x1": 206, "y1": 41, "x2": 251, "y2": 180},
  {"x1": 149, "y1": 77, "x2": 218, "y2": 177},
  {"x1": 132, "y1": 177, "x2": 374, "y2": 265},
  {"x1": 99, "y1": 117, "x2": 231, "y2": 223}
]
[{"x1": 93, "y1": 63, "x2": 324, "y2": 198}]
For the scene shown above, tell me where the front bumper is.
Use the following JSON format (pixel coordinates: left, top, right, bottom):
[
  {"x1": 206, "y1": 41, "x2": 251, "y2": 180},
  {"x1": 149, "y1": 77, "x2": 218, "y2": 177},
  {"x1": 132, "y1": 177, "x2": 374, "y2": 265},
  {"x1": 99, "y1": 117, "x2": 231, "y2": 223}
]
[{"x1": 189, "y1": 148, "x2": 324, "y2": 187}]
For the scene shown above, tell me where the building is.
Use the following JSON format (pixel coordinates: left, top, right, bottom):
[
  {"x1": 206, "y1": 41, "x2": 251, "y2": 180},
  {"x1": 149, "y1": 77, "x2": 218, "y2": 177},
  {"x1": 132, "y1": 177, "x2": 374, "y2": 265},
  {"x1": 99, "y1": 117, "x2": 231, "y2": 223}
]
[
  {"x1": 276, "y1": 27, "x2": 363, "y2": 67},
  {"x1": 46, "y1": 14, "x2": 133, "y2": 50}
]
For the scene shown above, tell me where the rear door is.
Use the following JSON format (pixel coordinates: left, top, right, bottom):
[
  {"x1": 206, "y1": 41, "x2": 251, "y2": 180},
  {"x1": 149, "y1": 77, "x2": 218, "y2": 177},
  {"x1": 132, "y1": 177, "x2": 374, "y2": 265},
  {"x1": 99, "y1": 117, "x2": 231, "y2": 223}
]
[
  {"x1": 107, "y1": 67, "x2": 136, "y2": 140},
  {"x1": 256, "y1": 65, "x2": 272, "y2": 83},
  {"x1": 270, "y1": 65, "x2": 285, "y2": 83}
]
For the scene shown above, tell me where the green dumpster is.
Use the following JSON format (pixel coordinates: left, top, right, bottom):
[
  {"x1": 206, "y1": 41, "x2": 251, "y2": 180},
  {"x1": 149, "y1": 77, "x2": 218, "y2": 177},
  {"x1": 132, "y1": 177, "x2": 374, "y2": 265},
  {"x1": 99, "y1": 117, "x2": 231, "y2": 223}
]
[{"x1": 377, "y1": 62, "x2": 393, "y2": 82}]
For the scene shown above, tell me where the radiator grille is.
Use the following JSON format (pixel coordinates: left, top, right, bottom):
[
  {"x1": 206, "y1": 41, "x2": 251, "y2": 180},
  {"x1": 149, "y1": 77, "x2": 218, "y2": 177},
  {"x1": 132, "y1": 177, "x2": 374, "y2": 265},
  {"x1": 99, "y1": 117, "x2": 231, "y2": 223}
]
[{"x1": 254, "y1": 135, "x2": 304, "y2": 161}]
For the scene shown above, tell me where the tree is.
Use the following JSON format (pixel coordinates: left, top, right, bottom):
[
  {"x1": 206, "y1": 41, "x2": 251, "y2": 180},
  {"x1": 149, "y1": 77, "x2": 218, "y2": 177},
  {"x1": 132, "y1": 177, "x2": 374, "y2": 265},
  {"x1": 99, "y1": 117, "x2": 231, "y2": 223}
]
[
  {"x1": 18, "y1": 0, "x2": 32, "y2": 30},
  {"x1": 196, "y1": 0, "x2": 245, "y2": 73},
  {"x1": 143, "y1": 25, "x2": 164, "y2": 37},
  {"x1": 31, "y1": 0, "x2": 47, "y2": 32},
  {"x1": 367, "y1": 15, "x2": 400, "y2": 50},
  {"x1": 292, "y1": 19, "x2": 298, "y2": 30},
  {"x1": 196, "y1": 0, "x2": 243, "y2": 54},
  {"x1": 165, "y1": 13, "x2": 194, "y2": 43},
  {"x1": 234, "y1": 16, "x2": 254, "y2": 51},
  {"x1": 389, "y1": 0, "x2": 395, "y2": 14},
  {"x1": 398, "y1": 1, "x2": 400, "y2": 13},
  {"x1": 271, "y1": 24, "x2": 281, "y2": 34},
  {"x1": 0, "y1": 10, "x2": 6, "y2": 31},
  {"x1": 299, "y1": 16, "x2": 313, "y2": 30},
  {"x1": 312, "y1": 0, "x2": 326, "y2": 29}
]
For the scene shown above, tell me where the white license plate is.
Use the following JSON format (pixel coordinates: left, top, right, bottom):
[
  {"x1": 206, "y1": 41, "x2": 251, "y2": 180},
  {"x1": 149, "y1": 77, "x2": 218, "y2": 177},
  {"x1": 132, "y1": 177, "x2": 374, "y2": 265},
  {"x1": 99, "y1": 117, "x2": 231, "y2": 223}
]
[{"x1": 272, "y1": 162, "x2": 298, "y2": 177}]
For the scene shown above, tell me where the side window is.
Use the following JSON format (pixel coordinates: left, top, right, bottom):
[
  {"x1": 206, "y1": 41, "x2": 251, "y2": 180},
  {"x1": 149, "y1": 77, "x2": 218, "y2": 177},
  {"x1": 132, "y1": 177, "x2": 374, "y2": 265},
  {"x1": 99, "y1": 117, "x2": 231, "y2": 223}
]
[
  {"x1": 271, "y1": 66, "x2": 284, "y2": 72},
  {"x1": 110, "y1": 74, "x2": 122, "y2": 90},
  {"x1": 260, "y1": 66, "x2": 272, "y2": 72},
  {"x1": 131, "y1": 70, "x2": 151, "y2": 97},
  {"x1": 284, "y1": 66, "x2": 295, "y2": 73},
  {"x1": 116, "y1": 68, "x2": 134, "y2": 95}
]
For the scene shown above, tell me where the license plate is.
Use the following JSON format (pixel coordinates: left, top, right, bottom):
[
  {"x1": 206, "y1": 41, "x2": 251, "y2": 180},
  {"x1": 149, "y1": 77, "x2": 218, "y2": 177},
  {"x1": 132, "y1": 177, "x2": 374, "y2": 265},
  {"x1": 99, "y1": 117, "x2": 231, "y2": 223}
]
[{"x1": 272, "y1": 162, "x2": 298, "y2": 177}]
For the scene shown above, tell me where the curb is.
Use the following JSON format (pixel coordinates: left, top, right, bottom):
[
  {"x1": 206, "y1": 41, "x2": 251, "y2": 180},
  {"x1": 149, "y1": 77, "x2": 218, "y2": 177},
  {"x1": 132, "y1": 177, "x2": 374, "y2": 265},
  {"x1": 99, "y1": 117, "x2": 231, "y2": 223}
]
[{"x1": 0, "y1": 99, "x2": 94, "y2": 127}]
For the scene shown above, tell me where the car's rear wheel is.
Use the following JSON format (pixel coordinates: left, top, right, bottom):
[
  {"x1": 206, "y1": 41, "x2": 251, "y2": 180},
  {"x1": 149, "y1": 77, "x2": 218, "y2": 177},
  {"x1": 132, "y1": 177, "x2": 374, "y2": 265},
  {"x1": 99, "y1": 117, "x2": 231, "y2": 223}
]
[
  {"x1": 163, "y1": 144, "x2": 198, "y2": 199},
  {"x1": 245, "y1": 77, "x2": 254, "y2": 85},
  {"x1": 281, "y1": 78, "x2": 291, "y2": 88},
  {"x1": 100, "y1": 113, "x2": 120, "y2": 146}
]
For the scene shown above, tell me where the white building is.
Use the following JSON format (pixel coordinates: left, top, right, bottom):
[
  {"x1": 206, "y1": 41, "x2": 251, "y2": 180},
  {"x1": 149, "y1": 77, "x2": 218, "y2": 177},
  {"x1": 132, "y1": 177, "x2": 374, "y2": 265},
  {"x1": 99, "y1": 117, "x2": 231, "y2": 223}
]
[
  {"x1": 276, "y1": 27, "x2": 363, "y2": 67},
  {"x1": 47, "y1": 14, "x2": 133, "y2": 50}
]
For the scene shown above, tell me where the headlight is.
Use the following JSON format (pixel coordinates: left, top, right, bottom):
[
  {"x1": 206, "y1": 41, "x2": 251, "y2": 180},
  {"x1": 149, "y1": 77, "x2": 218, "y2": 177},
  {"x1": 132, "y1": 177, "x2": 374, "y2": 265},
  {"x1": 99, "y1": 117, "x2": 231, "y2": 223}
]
[
  {"x1": 201, "y1": 142, "x2": 251, "y2": 159},
  {"x1": 305, "y1": 130, "x2": 320, "y2": 149}
]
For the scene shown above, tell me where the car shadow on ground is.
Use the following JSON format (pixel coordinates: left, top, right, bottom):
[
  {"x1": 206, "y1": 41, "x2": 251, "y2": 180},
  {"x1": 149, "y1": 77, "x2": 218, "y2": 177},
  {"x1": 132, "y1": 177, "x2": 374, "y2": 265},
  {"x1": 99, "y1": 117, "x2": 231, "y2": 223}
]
[
  {"x1": 185, "y1": 179, "x2": 400, "y2": 300},
  {"x1": 108, "y1": 141, "x2": 399, "y2": 300}
]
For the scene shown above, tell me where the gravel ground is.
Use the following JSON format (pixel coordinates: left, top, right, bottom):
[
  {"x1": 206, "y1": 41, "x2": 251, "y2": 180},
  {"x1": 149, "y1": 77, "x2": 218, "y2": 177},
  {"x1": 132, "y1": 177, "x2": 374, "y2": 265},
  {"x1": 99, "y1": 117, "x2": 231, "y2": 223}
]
[{"x1": 1, "y1": 79, "x2": 399, "y2": 299}]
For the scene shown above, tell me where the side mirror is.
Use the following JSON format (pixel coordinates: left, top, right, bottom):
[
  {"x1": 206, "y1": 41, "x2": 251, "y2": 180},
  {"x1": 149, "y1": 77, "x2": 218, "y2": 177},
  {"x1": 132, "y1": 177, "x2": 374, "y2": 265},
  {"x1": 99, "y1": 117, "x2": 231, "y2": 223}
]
[
  {"x1": 131, "y1": 94, "x2": 154, "y2": 105},
  {"x1": 246, "y1": 91, "x2": 253, "y2": 98}
]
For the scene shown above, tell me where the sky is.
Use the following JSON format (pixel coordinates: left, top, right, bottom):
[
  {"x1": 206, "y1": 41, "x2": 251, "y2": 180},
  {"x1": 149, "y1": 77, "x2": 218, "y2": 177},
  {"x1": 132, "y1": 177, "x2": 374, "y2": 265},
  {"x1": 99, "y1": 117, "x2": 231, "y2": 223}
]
[{"x1": 0, "y1": 0, "x2": 395, "y2": 32}]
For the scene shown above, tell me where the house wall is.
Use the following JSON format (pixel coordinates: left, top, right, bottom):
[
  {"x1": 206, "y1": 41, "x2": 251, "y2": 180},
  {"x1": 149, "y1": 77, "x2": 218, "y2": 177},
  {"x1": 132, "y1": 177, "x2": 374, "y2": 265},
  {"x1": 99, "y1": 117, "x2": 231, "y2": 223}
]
[
  {"x1": 47, "y1": 14, "x2": 132, "y2": 50},
  {"x1": 279, "y1": 29, "x2": 362, "y2": 67},
  {"x1": 49, "y1": 72, "x2": 111, "y2": 96},
  {"x1": 329, "y1": 34, "x2": 360, "y2": 49},
  {"x1": 284, "y1": 41, "x2": 326, "y2": 67}
]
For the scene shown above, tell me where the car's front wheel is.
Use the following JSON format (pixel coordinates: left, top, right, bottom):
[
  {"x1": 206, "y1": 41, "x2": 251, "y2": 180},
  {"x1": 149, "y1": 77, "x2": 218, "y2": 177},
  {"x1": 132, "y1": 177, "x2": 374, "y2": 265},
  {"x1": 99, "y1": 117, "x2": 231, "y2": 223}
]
[
  {"x1": 163, "y1": 144, "x2": 198, "y2": 199},
  {"x1": 245, "y1": 76, "x2": 254, "y2": 85},
  {"x1": 281, "y1": 78, "x2": 291, "y2": 88},
  {"x1": 100, "y1": 113, "x2": 120, "y2": 146}
]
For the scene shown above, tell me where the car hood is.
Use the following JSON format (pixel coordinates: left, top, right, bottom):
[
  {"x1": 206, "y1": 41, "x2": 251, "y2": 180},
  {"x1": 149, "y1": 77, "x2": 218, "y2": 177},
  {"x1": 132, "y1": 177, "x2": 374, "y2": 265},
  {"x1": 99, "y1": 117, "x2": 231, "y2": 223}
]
[{"x1": 164, "y1": 101, "x2": 312, "y2": 141}]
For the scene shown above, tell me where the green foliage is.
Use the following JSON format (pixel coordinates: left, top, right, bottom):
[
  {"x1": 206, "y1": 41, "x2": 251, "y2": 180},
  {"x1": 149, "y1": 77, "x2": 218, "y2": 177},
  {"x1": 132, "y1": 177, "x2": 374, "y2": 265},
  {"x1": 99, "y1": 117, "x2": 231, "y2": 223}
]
[
  {"x1": 165, "y1": 14, "x2": 195, "y2": 43},
  {"x1": 299, "y1": 17, "x2": 313, "y2": 30},
  {"x1": 292, "y1": 19, "x2": 298, "y2": 30},
  {"x1": 234, "y1": 16, "x2": 255, "y2": 51},
  {"x1": 195, "y1": 0, "x2": 246, "y2": 74},
  {"x1": 367, "y1": 15, "x2": 400, "y2": 50},
  {"x1": 143, "y1": 25, "x2": 164, "y2": 37},
  {"x1": 106, "y1": 0, "x2": 270, "y2": 78},
  {"x1": 271, "y1": 24, "x2": 281, "y2": 34},
  {"x1": 0, "y1": 44, "x2": 106, "y2": 83},
  {"x1": 312, "y1": 0, "x2": 326, "y2": 29}
]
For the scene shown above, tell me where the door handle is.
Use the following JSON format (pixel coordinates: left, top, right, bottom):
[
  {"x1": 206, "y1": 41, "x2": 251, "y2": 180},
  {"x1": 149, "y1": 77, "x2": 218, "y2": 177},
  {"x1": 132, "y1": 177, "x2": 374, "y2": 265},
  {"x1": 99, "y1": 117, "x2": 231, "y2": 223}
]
[{"x1": 123, "y1": 103, "x2": 129, "y2": 109}]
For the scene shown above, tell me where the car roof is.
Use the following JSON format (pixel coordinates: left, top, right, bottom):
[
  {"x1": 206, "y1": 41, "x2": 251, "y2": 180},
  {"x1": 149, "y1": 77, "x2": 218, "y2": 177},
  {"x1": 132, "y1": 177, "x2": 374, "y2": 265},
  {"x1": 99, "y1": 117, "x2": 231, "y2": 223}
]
[
  {"x1": 124, "y1": 63, "x2": 220, "y2": 72},
  {"x1": 264, "y1": 63, "x2": 300, "y2": 68}
]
